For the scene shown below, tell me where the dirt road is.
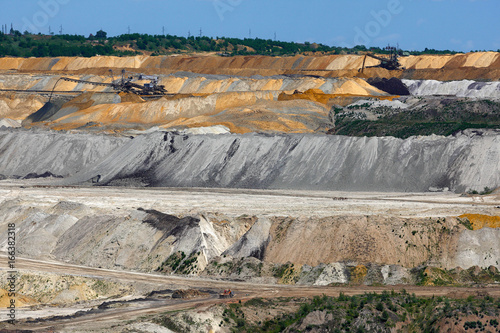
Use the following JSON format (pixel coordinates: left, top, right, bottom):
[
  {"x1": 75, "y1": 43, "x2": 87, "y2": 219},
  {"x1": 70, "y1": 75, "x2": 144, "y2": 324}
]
[{"x1": 2, "y1": 256, "x2": 499, "y2": 331}]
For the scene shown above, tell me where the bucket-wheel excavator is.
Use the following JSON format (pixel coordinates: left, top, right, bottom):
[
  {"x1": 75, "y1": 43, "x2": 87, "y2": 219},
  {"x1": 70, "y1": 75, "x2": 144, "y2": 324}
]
[
  {"x1": 358, "y1": 46, "x2": 405, "y2": 73},
  {"x1": 49, "y1": 69, "x2": 167, "y2": 101},
  {"x1": 108, "y1": 70, "x2": 167, "y2": 95}
]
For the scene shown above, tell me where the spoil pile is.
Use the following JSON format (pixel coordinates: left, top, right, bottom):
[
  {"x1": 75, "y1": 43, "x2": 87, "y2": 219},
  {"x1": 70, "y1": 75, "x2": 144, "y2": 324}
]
[
  {"x1": 1, "y1": 52, "x2": 499, "y2": 79},
  {"x1": 367, "y1": 77, "x2": 410, "y2": 95},
  {"x1": 171, "y1": 289, "x2": 209, "y2": 299}
]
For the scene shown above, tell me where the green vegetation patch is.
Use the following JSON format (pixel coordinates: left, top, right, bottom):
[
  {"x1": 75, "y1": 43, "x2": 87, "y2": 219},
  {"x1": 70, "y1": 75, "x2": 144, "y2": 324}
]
[
  {"x1": 212, "y1": 291, "x2": 500, "y2": 332},
  {"x1": 331, "y1": 99, "x2": 500, "y2": 139}
]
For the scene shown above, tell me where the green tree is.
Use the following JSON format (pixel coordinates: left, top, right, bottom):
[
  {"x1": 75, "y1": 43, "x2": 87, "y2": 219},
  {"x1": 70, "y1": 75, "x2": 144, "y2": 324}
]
[{"x1": 96, "y1": 30, "x2": 107, "y2": 39}]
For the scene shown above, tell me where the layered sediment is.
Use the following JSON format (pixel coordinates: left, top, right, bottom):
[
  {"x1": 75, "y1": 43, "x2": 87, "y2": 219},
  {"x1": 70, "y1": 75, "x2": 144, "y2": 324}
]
[
  {"x1": 1, "y1": 129, "x2": 499, "y2": 193},
  {"x1": 1, "y1": 52, "x2": 499, "y2": 80}
]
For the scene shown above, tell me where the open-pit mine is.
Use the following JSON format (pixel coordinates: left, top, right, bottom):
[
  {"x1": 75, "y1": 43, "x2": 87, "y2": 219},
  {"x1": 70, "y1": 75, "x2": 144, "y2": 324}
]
[{"x1": 1, "y1": 52, "x2": 500, "y2": 332}]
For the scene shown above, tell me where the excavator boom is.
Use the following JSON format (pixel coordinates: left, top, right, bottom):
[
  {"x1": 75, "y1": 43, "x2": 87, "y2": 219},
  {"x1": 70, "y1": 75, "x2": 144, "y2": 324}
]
[{"x1": 358, "y1": 46, "x2": 404, "y2": 73}]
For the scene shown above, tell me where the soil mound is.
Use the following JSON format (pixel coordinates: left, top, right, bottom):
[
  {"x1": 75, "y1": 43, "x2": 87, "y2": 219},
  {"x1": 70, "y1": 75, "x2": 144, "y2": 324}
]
[
  {"x1": 367, "y1": 77, "x2": 410, "y2": 95},
  {"x1": 22, "y1": 99, "x2": 67, "y2": 125},
  {"x1": 171, "y1": 289, "x2": 209, "y2": 299},
  {"x1": 1, "y1": 52, "x2": 499, "y2": 80},
  {"x1": 44, "y1": 131, "x2": 500, "y2": 193}
]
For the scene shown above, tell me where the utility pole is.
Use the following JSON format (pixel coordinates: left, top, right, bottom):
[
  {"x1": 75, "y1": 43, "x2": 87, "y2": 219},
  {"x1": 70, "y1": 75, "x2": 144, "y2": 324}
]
[
  {"x1": 59, "y1": 25, "x2": 63, "y2": 35},
  {"x1": 274, "y1": 32, "x2": 276, "y2": 42},
  {"x1": 162, "y1": 26, "x2": 165, "y2": 36},
  {"x1": 127, "y1": 26, "x2": 131, "y2": 34},
  {"x1": 48, "y1": 26, "x2": 51, "y2": 35},
  {"x1": 199, "y1": 28, "x2": 202, "y2": 38},
  {"x1": 249, "y1": 29, "x2": 251, "y2": 39},
  {"x1": 188, "y1": 30, "x2": 191, "y2": 38}
]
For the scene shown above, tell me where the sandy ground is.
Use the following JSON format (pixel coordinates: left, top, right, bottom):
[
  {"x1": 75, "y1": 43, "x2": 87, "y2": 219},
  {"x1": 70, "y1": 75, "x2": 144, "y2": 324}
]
[
  {"x1": 0, "y1": 182, "x2": 499, "y2": 331},
  {"x1": 0, "y1": 181, "x2": 498, "y2": 219}
]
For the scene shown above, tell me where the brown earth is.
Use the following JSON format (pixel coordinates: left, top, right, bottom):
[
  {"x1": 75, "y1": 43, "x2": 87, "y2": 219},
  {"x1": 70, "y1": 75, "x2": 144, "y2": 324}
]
[
  {"x1": 1, "y1": 52, "x2": 499, "y2": 80},
  {"x1": 459, "y1": 213, "x2": 500, "y2": 230},
  {"x1": 3, "y1": 52, "x2": 498, "y2": 133}
]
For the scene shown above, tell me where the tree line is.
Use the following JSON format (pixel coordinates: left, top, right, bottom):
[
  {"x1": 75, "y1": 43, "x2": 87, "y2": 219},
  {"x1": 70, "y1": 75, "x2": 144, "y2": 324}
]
[{"x1": 0, "y1": 30, "x2": 495, "y2": 58}]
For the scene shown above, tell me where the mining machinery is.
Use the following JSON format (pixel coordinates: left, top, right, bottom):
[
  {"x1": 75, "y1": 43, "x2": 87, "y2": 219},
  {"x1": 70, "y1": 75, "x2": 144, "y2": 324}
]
[
  {"x1": 108, "y1": 70, "x2": 167, "y2": 95},
  {"x1": 219, "y1": 289, "x2": 235, "y2": 299},
  {"x1": 358, "y1": 45, "x2": 404, "y2": 73},
  {"x1": 49, "y1": 70, "x2": 167, "y2": 101}
]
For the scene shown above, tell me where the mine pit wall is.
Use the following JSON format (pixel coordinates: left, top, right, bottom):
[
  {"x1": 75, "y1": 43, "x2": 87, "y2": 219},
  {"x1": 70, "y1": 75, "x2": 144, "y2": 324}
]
[
  {"x1": 48, "y1": 131, "x2": 500, "y2": 193},
  {"x1": 264, "y1": 215, "x2": 500, "y2": 271},
  {"x1": 1, "y1": 130, "x2": 500, "y2": 193},
  {"x1": 0, "y1": 129, "x2": 129, "y2": 179},
  {"x1": 1, "y1": 198, "x2": 498, "y2": 283},
  {"x1": 1, "y1": 52, "x2": 499, "y2": 80}
]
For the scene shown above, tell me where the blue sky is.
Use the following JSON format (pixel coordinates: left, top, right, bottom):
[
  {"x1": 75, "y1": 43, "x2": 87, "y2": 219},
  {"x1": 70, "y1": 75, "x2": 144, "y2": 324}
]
[{"x1": 1, "y1": 0, "x2": 499, "y2": 52}]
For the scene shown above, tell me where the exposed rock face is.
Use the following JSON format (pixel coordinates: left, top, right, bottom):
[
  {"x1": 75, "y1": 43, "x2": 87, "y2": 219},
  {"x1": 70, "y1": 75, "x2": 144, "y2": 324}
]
[
  {"x1": 313, "y1": 263, "x2": 349, "y2": 285},
  {"x1": 265, "y1": 215, "x2": 462, "y2": 268},
  {"x1": 1, "y1": 194, "x2": 499, "y2": 286},
  {"x1": 223, "y1": 217, "x2": 272, "y2": 260},
  {"x1": 381, "y1": 265, "x2": 413, "y2": 285},
  {"x1": 52, "y1": 209, "x2": 227, "y2": 272},
  {"x1": 452, "y1": 228, "x2": 500, "y2": 269}
]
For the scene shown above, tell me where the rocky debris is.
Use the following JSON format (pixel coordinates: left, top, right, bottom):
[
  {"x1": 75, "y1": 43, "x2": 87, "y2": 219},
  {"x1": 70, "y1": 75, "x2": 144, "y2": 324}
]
[
  {"x1": 313, "y1": 263, "x2": 349, "y2": 285},
  {"x1": 203, "y1": 255, "x2": 277, "y2": 283},
  {"x1": 381, "y1": 265, "x2": 413, "y2": 285},
  {"x1": 23, "y1": 171, "x2": 63, "y2": 179},
  {"x1": 297, "y1": 311, "x2": 334, "y2": 331}
]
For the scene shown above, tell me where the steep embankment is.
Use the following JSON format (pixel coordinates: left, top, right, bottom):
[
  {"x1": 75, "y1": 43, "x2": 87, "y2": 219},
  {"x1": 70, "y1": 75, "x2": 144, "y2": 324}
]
[
  {"x1": 262, "y1": 215, "x2": 500, "y2": 270},
  {"x1": 1, "y1": 73, "x2": 389, "y2": 133},
  {"x1": 0, "y1": 129, "x2": 128, "y2": 178},
  {"x1": 0, "y1": 73, "x2": 385, "y2": 95},
  {"x1": 1, "y1": 193, "x2": 499, "y2": 286},
  {"x1": 404, "y1": 79, "x2": 500, "y2": 98},
  {"x1": 1, "y1": 52, "x2": 499, "y2": 80},
  {"x1": 68, "y1": 131, "x2": 500, "y2": 193},
  {"x1": 1, "y1": 130, "x2": 500, "y2": 192}
]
